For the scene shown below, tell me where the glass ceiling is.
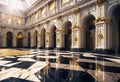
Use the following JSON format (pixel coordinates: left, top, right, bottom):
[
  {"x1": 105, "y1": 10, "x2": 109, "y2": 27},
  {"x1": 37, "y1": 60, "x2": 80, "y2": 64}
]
[{"x1": 0, "y1": 0, "x2": 38, "y2": 11}]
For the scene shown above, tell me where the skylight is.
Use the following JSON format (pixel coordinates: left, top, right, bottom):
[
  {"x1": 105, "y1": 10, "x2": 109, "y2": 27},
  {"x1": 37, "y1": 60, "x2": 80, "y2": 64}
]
[{"x1": 0, "y1": 0, "x2": 38, "y2": 11}]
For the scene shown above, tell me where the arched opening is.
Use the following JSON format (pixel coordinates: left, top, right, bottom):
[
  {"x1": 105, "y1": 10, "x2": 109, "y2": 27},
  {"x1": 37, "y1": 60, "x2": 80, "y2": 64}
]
[
  {"x1": 34, "y1": 30, "x2": 38, "y2": 48},
  {"x1": 111, "y1": 5, "x2": 120, "y2": 52},
  {"x1": 84, "y1": 15, "x2": 96, "y2": 51},
  {"x1": 41, "y1": 28, "x2": 45, "y2": 48},
  {"x1": 50, "y1": 25, "x2": 56, "y2": 49},
  {"x1": 17, "y1": 32, "x2": 23, "y2": 48},
  {"x1": 63, "y1": 21, "x2": 72, "y2": 50},
  {"x1": 6, "y1": 32, "x2": 13, "y2": 48},
  {"x1": 28, "y1": 32, "x2": 31, "y2": 48}
]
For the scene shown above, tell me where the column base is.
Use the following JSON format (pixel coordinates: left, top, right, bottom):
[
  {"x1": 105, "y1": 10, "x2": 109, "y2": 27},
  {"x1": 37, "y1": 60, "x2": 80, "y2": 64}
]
[
  {"x1": 56, "y1": 47, "x2": 66, "y2": 51},
  {"x1": 92, "y1": 49, "x2": 115, "y2": 54},
  {"x1": 45, "y1": 47, "x2": 54, "y2": 50},
  {"x1": 0, "y1": 47, "x2": 7, "y2": 48},
  {"x1": 39, "y1": 47, "x2": 45, "y2": 49},
  {"x1": 71, "y1": 48, "x2": 86, "y2": 52}
]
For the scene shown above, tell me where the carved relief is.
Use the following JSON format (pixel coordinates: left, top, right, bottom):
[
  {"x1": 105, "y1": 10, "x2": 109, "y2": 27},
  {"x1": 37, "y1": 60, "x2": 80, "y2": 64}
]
[
  {"x1": 46, "y1": 40, "x2": 49, "y2": 44},
  {"x1": 98, "y1": 29, "x2": 103, "y2": 45},
  {"x1": 74, "y1": 37, "x2": 78, "y2": 46},
  {"x1": 57, "y1": 38, "x2": 60, "y2": 45}
]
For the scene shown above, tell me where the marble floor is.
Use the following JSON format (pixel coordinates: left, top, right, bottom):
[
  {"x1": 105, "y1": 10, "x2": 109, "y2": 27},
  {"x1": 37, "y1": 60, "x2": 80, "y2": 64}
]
[{"x1": 0, "y1": 49, "x2": 120, "y2": 82}]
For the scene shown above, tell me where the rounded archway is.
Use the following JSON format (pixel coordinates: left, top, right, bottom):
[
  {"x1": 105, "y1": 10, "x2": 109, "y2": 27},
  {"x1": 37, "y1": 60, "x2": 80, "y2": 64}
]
[
  {"x1": 17, "y1": 32, "x2": 23, "y2": 48},
  {"x1": 110, "y1": 5, "x2": 120, "y2": 52},
  {"x1": 50, "y1": 25, "x2": 56, "y2": 49},
  {"x1": 28, "y1": 32, "x2": 31, "y2": 48},
  {"x1": 63, "y1": 21, "x2": 72, "y2": 50},
  {"x1": 6, "y1": 32, "x2": 13, "y2": 48},
  {"x1": 34, "y1": 30, "x2": 38, "y2": 48},
  {"x1": 84, "y1": 15, "x2": 96, "y2": 51}
]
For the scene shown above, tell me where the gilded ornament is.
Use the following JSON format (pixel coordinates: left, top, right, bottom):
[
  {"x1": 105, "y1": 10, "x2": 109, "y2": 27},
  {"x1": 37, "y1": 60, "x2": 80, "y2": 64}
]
[
  {"x1": 74, "y1": 36, "x2": 77, "y2": 46},
  {"x1": 98, "y1": 33, "x2": 103, "y2": 45},
  {"x1": 57, "y1": 38, "x2": 60, "y2": 43},
  {"x1": 46, "y1": 40, "x2": 49, "y2": 43}
]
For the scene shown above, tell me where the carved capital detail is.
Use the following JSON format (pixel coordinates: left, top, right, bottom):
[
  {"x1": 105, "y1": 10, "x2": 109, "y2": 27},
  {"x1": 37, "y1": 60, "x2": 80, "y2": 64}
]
[
  {"x1": 57, "y1": 16, "x2": 62, "y2": 20},
  {"x1": 56, "y1": 29, "x2": 64, "y2": 33},
  {"x1": 73, "y1": 8, "x2": 80, "y2": 14},
  {"x1": 96, "y1": 0, "x2": 106, "y2": 6},
  {"x1": 95, "y1": 17, "x2": 112, "y2": 22}
]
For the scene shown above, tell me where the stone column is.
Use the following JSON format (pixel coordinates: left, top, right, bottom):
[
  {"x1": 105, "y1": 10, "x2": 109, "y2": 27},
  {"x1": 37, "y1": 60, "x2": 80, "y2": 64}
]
[
  {"x1": 13, "y1": 35, "x2": 17, "y2": 48},
  {"x1": 94, "y1": 0, "x2": 114, "y2": 54},
  {"x1": 30, "y1": 34, "x2": 34, "y2": 48},
  {"x1": 45, "y1": 32, "x2": 53, "y2": 49},
  {"x1": 37, "y1": 34, "x2": 41, "y2": 48},
  {"x1": 1, "y1": 27, "x2": 6, "y2": 47},
  {"x1": 56, "y1": 16, "x2": 65, "y2": 50},
  {"x1": 23, "y1": 36, "x2": 28, "y2": 48},
  {"x1": 71, "y1": 8, "x2": 86, "y2": 51},
  {"x1": 71, "y1": 26, "x2": 86, "y2": 51},
  {"x1": 2, "y1": 34, "x2": 6, "y2": 47},
  {"x1": 56, "y1": 29, "x2": 65, "y2": 49}
]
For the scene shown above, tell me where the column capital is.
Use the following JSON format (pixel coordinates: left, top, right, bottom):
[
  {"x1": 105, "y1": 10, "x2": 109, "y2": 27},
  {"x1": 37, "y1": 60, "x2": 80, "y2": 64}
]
[
  {"x1": 46, "y1": 20, "x2": 49, "y2": 24},
  {"x1": 72, "y1": 25, "x2": 84, "y2": 30},
  {"x1": 57, "y1": 16, "x2": 62, "y2": 20},
  {"x1": 56, "y1": 29, "x2": 65, "y2": 33},
  {"x1": 96, "y1": 0, "x2": 106, "y2": 6},
  {"x1": 73, "y1": 8, "x2": 80, "y2": 15},
  {"x1": 45, "y1": 32, "x2": 51, "y2": 35},
  {"x1": 95, "y1": 17, "x2": 112, "y2": 23}
]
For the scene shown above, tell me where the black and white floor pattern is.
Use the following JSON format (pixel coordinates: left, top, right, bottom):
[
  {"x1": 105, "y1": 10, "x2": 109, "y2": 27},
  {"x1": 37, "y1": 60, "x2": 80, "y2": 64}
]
[{"x1": 0, "y1": 49, "x2": 120, "y2": 82}]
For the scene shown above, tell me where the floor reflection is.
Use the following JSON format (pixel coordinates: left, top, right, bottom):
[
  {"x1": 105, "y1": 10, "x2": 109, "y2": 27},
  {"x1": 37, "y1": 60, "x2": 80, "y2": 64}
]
[
  {"x1": 0, "y1": 49, "x2": 120, "y2": 82},
  {"x1": 35, "y1": 68, "x2": 95, "y2": 82}
]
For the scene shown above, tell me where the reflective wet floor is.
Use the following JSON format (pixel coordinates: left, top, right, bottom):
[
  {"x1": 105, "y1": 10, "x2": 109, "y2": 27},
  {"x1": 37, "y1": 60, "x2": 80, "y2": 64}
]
[{"x1": 0, "y1": 49, "x2": 120, "y2": 82}]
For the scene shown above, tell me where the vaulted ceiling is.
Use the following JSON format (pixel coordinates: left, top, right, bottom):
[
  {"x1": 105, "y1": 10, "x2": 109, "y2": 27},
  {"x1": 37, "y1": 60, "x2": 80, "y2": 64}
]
[{"x1": 0, "y1": 0, "x2": 38, "y2": 11}]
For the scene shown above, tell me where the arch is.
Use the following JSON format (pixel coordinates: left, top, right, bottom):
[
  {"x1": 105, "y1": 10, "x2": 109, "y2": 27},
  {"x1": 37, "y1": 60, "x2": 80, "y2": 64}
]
[
  {"x1": 40, "y1": 27, "x2": 46, "y2": 48},
  {"x1": 34, "y1": 30, "x2": 38, "y2": 48},
  {"x1": 62, "y1": 21, "x2": 72, "y2": 50},
  {"x1": 6, "y1": 31, "x2": 13, "y2": 48},
  {"x1": 83, "y1": 14, "x2": 96, "y2": 51},
  {"x1": 107, "y1": 3, "x2": 120, "y2": 18},
  {"x1": 17, "y1": 32, "x2": 23, "y2": 48},
  {"x1": 28, "y1": 32, "x2": 31, "y2": 48},
  {"x1": 50, "y1": 25, "x2": 57, "y2": 49},
  {"x1": 110, "y1": 5, "x2": 120, "y2": 52}
]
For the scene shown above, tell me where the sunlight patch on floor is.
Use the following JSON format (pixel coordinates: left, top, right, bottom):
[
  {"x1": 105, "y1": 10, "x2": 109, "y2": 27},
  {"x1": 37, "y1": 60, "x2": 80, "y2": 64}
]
[{"x1": 0, "y1": 49, "x2": 31, "y2": 56}]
